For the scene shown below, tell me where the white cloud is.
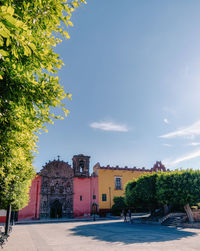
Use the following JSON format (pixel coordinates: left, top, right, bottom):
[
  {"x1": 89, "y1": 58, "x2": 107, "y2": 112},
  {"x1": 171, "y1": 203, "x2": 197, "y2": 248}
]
[
  {"x1": 163, "y1": 118, "x2": 169, "y2": 124},
  {"x1": 160, "y1": 120, "x2": 200, "y2": 139},
  {"x1": 188, "y1": 142, "x2": 200, "y2": 146},
  {"x1": 163, "y1": 149, "x2": 200, "y2": 167},
  {"x1": 90, "y1": 121, "x2": 129, "y2": 132}
]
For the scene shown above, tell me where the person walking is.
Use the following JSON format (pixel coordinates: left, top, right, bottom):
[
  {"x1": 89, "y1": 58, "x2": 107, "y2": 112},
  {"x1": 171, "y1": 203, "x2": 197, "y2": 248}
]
[
  {"x1": 128, "y1": 209, "x2": 132, "y2": 223},
  {"x1": 122, "y1": 209, "x2": 127, "y2": 222}
]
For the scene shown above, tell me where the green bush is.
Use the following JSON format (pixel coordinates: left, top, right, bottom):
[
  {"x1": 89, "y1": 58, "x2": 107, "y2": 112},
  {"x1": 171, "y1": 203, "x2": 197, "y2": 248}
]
[{"x1": 111, "y1": 196, "x2": 127, "y2": 216}]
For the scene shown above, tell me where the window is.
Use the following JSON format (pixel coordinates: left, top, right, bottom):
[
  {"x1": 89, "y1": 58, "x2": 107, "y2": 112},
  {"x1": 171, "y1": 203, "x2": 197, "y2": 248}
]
[
  {"x1": 79, "y1": 160, "x2": 84, "y2": 173},
  {"x1": 59, "y1": 186, "x2": 64, "y2": 194},
  {"x1": 80, "y1": 195, "x2": 82, "y2": 201},
  {"x1": 102, "y1": 194, "x2": 107, "y2": 201},
  {"x1": 115, "y1": 177, "x2": 122, "y2": 190},
  {"x1": 93, "y1": 195, "x2": 96, "y2": 200},
  {"x1": 50, "y1": 186, "x2": 55, "y2": 193}
]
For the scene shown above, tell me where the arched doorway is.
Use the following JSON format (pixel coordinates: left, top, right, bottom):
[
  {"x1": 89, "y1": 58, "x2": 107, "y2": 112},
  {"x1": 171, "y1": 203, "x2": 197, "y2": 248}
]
[{"x1": 50, "y1": 199, "x2": 62, "y2": 218}]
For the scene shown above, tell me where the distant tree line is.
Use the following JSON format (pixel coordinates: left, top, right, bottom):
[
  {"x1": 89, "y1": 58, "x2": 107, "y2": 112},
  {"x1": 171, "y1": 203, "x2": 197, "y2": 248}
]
[{"x1": 112, "y1": 170, "x2": 200, "y2": 223}]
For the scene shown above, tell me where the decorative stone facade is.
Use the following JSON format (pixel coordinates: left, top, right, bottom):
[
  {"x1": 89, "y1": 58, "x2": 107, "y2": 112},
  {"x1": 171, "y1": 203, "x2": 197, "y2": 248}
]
[
  {"x1": 152, "y1": 161, "x2": 167, "y2": 172},
  {"x1": 39, "y1": 160, "x2": 74, "y2": 218}
]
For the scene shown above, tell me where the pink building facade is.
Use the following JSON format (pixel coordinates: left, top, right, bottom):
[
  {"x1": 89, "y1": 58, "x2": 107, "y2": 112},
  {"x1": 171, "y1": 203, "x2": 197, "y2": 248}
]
[
  {"x1": 18, "y1": 175, "x2": 41, "y2": 221},
  {"x1": 73, "y1": 176, "x2": 98, "y2": 217},
  {"x1": 16, "y1": 154, "x2": 99, "y2": 221}
]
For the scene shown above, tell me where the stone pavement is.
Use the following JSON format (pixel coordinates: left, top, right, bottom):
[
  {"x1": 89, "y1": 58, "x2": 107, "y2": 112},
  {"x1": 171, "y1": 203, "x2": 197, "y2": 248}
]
[{"x1": 3, "y1": 219, "x2": 200, "y2": 251}]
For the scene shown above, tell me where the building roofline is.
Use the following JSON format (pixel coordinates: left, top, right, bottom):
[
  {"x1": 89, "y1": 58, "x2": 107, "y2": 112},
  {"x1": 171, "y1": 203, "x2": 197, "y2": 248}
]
[{"x1": 98, "y1": 166, "x2": 152, "y2": 172}]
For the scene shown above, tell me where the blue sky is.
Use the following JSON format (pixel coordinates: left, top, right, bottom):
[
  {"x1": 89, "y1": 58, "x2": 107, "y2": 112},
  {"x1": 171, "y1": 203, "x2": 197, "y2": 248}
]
[{"x1": 34, "y1": 0, "x2": 200, "y2": 172}]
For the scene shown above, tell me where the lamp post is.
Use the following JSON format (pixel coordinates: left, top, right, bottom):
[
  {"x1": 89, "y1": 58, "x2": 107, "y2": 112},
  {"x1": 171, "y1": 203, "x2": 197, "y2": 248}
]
[{"x1": 109, "y1": 186, "x2": 111, "y2": 209}]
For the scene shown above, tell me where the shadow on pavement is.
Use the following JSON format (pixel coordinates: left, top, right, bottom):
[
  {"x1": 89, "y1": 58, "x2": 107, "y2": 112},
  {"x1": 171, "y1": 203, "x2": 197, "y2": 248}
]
[{"x1": 70, "y1": 221, "x2": 197, "y2": 244}]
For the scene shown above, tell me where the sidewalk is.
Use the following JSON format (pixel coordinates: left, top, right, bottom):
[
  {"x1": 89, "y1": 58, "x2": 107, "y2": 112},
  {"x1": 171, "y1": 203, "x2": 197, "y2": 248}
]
[
  {"x1": 1, "y1": 213, "x2": 148, "y2": 226},
  {"x1": 15, "y1": 215, "x2": 121, "y2": 225}
]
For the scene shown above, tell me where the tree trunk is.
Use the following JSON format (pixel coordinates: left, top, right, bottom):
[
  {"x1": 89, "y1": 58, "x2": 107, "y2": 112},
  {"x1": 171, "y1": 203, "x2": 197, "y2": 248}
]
[
  {"x1": 5, "y1": 204, "x2": 11, "y2": 235},
  {"x1": 184, "y1": 204, "x2": 194, "y2": 223},
  {"x1": 163, "y1": 204, "x2": 169, "y2": 215}
]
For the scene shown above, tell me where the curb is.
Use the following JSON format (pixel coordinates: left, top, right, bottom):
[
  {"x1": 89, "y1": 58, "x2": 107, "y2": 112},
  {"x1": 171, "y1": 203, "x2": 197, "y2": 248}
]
[{"x1": 15, "y1": 217, "x2": 122, "y2": 225}]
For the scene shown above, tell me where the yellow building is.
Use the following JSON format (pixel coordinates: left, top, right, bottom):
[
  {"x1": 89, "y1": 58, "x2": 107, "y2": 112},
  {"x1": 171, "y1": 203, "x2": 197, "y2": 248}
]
[{"x1": 93, "y1": 161, "x2": 166, "y2": 214}]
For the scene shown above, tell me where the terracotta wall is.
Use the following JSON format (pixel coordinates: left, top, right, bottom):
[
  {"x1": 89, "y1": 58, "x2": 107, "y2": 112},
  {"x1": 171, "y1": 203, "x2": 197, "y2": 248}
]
[
  {"x1": 18, "y1": 175, "x2": 41, "y2": 221},
  {"x1": 73, "y1": 176, "x2": 98, "y2": 217}
]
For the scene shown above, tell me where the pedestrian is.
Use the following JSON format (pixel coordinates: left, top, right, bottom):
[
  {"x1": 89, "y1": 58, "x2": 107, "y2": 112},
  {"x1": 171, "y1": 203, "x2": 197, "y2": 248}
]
[
  {"x1": 122, "y1": 209, "x2": 124, "y2": 219},
  {"x1": 128, "y1": 209, "x2": 132, "y2": 223},
  {"x1": 123, "y1": 209, "x2": 127, "y2": 222}
]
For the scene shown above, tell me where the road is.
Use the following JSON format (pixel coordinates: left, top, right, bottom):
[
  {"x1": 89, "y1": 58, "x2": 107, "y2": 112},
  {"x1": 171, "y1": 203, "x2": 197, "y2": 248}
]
[{"x1": 3, "y1": 219, "x2": 200, "y2": 251}]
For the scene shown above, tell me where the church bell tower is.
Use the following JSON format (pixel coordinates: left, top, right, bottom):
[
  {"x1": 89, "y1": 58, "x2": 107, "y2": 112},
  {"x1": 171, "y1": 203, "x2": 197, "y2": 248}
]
[{"x1": 72, "y1": 154, "x2": 90, "y2": 177}]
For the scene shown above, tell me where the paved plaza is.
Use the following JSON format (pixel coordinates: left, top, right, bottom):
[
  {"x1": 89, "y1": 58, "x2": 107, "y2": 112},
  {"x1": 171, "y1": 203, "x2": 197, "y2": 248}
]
[{"x1": 3, "y1": 220, "x2": 200, "y2": 251}]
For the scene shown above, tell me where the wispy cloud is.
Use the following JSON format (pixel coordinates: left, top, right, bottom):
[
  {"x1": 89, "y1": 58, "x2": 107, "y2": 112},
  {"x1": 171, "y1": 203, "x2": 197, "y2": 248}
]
[
  {"x1": 163, "y1": 149, "x2": 200, "y2": 167},
  {"x1": 170, "y1": 149, "x2": 200, "y2": 165},
  {"x1": 90, "y1": 121, "x2": 129, "y2": 132},
  {"x1": 160, "y1": 120, "x2": 200, "y2": 139},
  {"x1": 188, "y1": 142, "x2": 200, "y2": 146},
  {"x1": 163, "y1": 118, "x2": 169, "y2": 124}
]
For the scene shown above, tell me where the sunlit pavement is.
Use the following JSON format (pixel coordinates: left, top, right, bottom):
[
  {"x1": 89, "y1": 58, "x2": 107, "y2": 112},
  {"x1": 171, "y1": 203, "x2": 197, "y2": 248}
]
[{"x1": 3, "y1": 219, "x2": 200, "y2": 251}]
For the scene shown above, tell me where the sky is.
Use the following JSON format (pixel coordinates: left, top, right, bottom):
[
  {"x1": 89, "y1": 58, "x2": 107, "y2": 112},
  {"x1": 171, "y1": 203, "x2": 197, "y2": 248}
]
[{"x1": 34, "y1": 0, "x2": 200, "y2": 172}]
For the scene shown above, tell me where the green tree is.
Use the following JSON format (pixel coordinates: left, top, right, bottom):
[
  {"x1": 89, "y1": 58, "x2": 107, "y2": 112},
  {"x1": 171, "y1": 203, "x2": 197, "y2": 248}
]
[
  {"x1": 0, "y1": 89, "x2": 36, "y2": 209},
  {"x1": 125, "y1": 173, "x2": 159, "y2": 215},
  {"x1": 0, "y1": 0, "x2": 85, "y2": 210},
  {"x1": 111, "y1": 196, "x2": 127, "y2": 216},
  {"x1": 125, "y1": 180, "x2": 137, "y2": 208},
  {"x1": 156, "y1": 170, "x2": 200, "y2": 223}
]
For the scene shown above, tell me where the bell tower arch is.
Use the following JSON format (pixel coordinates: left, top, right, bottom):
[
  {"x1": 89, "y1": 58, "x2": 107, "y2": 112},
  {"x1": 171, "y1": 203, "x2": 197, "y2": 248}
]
[{"x1": 73, "y1": 154, "x2": 90, "y2": 177}]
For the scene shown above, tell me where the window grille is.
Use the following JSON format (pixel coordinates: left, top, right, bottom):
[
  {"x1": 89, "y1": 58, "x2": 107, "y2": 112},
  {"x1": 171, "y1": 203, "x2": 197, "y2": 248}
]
[
  {"x1": 102, "y1": 194, "x2": 107, "y2": 201},
  {"x1": 115, "y1": 177, "x2": 122, "y2": 190}
]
